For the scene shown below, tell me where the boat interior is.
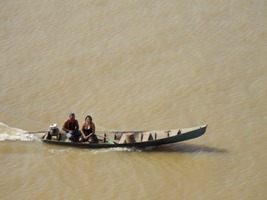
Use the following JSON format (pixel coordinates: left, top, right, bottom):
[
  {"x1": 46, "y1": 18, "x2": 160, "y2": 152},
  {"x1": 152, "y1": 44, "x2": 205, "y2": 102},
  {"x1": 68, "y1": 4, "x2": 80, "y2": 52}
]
[{"x1": 45, "y1": 129, "x2": 182, "y2": 144}]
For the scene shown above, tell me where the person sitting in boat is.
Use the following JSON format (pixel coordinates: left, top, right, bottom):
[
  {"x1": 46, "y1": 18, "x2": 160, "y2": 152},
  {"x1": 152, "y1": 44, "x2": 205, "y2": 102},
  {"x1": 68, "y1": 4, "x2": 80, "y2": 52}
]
[
  {"x1": 79, "y1": 115, "x2": 99, "y2": 143},
  {"x1": 62, "y1": 112, "x2": 81, "y2": 142}
]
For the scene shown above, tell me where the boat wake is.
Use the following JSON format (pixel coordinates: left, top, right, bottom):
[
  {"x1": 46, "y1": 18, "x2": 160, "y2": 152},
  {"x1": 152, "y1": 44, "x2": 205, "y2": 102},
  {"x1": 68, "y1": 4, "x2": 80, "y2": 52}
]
[{"x1": 0, "y1": 122, "x2": 39, "y2": 142}]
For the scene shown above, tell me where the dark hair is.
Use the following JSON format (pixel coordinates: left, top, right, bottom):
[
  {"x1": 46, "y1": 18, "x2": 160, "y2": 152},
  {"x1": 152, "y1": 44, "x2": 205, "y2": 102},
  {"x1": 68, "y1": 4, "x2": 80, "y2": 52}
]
[{"x1": 85, "y1": 115, "x2": 92, "y2": 121}]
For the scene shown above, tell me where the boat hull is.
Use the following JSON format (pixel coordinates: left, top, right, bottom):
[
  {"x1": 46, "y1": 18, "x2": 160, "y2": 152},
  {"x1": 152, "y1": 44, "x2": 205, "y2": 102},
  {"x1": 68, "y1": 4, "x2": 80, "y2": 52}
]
[{"x1": 41, "y1": 125, "x2": 207, "y2": 149}]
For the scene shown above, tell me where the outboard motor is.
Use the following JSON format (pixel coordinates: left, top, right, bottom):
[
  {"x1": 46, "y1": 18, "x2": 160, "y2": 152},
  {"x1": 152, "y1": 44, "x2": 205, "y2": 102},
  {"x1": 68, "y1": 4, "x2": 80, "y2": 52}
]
[{"x1": 46, "y1": 124, "x2": 61, "y2": 141}]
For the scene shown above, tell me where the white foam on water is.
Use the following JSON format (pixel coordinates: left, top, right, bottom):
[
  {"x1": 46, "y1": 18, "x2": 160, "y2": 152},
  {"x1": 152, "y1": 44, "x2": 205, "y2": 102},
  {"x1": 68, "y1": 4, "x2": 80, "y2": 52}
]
[
  {"x1": 45, "y1": 146, "x2": 144, "y2": 155},
  {"x1": 0, "y1": 122, "x2": 39, "y2": 142}
]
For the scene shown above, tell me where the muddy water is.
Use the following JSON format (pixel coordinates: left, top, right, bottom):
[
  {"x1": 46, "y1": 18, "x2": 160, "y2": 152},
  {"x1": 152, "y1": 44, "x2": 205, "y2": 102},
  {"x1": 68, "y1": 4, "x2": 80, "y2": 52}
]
[{"x1": 0, "y1": 1, "x2": 266, "y2": 199}]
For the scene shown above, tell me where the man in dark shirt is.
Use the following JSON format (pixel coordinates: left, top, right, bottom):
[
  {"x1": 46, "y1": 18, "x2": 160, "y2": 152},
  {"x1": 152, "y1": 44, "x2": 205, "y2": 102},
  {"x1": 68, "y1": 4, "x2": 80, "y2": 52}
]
[{"x1": 62, "y1": 112, "x2": 81, "y2": 142}]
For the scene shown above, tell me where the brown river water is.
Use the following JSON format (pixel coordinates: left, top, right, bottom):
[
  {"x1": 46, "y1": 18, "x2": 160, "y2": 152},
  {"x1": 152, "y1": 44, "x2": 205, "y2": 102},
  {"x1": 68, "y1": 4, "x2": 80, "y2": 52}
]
[{"x1": 0, "y1": 1, "x2": 266, "y2": 199}]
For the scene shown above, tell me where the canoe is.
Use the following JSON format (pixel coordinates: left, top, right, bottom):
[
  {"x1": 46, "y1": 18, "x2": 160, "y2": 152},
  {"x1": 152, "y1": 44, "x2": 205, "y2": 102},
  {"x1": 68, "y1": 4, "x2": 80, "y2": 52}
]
[{"x1": 41, "y1": 124, "x2": 207, "y2": 149}]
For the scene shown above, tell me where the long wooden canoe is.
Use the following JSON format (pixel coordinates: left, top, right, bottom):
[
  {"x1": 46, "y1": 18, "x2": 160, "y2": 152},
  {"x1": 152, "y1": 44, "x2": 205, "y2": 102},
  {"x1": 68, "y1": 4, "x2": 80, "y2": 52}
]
[{"x1": 41, "y1": 125, "x2": 207, "y2": 149}]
